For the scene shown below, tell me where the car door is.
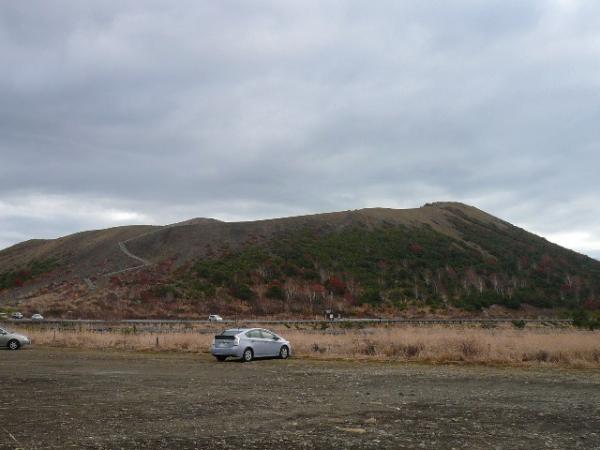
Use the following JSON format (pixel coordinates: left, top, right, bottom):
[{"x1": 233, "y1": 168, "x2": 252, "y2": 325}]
[
  {"x1": 245, "y1": 330, "x2": 267, "y2": 356},
  {"x1": 259, "y1": 330, "x2": 280, "y2": 357}
]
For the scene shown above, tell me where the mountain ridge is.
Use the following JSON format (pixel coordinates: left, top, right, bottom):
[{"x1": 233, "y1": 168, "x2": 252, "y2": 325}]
[{"x1": 1, "y1": 202, "x2": 599, "y2": 319}]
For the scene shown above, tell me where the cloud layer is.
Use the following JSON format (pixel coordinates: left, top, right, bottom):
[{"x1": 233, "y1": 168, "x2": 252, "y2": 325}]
[{"x1": 1, "y1": 1, "x2": 599, "y2": 258}]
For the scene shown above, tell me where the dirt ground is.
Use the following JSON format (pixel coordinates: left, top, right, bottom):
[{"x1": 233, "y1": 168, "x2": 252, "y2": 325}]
[{"x1": 1, "y1": 348, "x2": 600, "y2": 449}]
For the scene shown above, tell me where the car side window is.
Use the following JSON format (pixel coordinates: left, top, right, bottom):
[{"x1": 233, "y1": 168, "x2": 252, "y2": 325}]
[
  {"x1": 260, "y1": 330, "x2": 275, "y2": 339},
  {"x1": 246, "y1": 330, "x2": 261, "y2": 338}
]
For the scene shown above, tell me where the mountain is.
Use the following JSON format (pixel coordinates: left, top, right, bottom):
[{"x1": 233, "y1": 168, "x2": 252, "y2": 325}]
[{"x1": 1, "y1": 202, "x2": 599, "y2": 319}]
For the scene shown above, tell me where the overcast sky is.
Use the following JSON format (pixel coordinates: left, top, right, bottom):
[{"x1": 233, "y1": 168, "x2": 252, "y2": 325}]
[{"x1": 1, "y1": 1, "x2": 599, "y2": 259}]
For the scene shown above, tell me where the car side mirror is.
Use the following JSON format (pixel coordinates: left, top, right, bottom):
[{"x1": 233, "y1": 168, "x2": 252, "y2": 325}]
[{"x1": 273, "y1": 336, "x2": 279, "y2": 341}]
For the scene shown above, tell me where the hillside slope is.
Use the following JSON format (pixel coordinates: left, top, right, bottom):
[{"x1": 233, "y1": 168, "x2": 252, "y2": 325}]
[{"x1": 1, "y1": 202, "x2": 599, "y2": 319}]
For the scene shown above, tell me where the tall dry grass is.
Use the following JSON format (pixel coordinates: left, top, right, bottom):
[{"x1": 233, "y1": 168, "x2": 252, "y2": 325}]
[
  {"x1": 23, "y1": 328, "x2": 212, "y2": 353},
  {"x1": 16, "y1": 325, "x2": 600, "y2": 368},
  {"x1": 283, "y1": 326, "x2": 600, "y2": 368}
]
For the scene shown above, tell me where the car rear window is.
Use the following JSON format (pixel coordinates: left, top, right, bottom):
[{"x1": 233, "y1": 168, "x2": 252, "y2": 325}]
[
  {"x1": 215, "y1": 335, "x2": 235, "y2": 340},
  {"x1": 215, "y1": 330, "x2": 240, "y2": 339}
]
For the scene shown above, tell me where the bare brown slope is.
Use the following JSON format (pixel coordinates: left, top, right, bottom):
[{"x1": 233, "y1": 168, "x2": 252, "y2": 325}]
[
  {"x1": 0, "y1": 225, "x2": 160, "y2": 276},
  {"x1": 124, "y1": 202, "x2": 506, "y2": 264}
]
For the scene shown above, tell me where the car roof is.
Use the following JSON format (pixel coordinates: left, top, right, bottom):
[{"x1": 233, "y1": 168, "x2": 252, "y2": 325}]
[{"x1": 222, "y1": 327, "x2": 272, "y2": 334}]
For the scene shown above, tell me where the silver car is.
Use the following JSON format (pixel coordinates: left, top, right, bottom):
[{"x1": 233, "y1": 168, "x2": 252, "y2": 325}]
[
  {"x1": 0, "y1": 326, "x2": 31, "y2": 350},
  {"x1": 211, "y1": 328, "x2": 292, "y2": 362}
]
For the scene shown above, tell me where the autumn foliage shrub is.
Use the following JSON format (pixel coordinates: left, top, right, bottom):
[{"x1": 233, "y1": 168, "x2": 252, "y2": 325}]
[
  {"x1": 325, "y1": 276, "x2": 346, "y2": 295},
  {"x1": 266, "y1": 282, "x2": 285, "y2": 300}
]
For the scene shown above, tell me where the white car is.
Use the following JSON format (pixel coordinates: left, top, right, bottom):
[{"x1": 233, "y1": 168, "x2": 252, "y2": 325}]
[
  {"x1": 208, "y1": 314, "x2": 223, "y2": 322},
  {"x1": 11, "y1": 312, "x2": 23, "y2": 319},
  {"x1": 211, "y1": 328, "x2": 292, "y2": 362},
  {"x1": 31, "y1": 314, "x2": 44, "y2": 321},
  {"x1": 0, "y1": 326, "x2": 31, "y2": 350}
]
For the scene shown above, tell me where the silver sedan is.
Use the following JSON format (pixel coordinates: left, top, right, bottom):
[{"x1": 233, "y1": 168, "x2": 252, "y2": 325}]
[
  {"x1": 0, "y1": 326, "x2": 31, "y2": 350},
  {"x1": 211, "y1": 328, "x2": 292, "y2": 362}
]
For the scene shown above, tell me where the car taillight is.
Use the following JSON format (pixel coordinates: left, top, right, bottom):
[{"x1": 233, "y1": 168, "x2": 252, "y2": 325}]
[{"x1": 234, "y1": 336, "x2": 240, "y2": 346}]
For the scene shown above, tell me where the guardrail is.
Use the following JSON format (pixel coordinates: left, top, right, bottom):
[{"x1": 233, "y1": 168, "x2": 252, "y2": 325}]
[{"x1": 2, "y1": 317, "x2": 573, "y2": 326}]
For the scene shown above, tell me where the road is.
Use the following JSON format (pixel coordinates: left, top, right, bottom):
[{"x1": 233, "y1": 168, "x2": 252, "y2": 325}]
[
  {"x1": 3, "y1": 317, "x2": 573, "y2": 327},
  {"x1": 1, "y1": 347, "x2": 598, "y2": 449}
]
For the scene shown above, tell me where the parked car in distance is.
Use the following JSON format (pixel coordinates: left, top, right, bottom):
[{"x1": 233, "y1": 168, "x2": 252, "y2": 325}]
[
  {"x1": 11, "y1": 312, "x2": 23, "y2": 319},
  {"x1": 0, "y1": 326, "x2": 31, "y2": 350},
  {"x1": 211, "y1": 328, "x2": 292, "y2": 362},
  {"x1": 208, "y1": 314, "x2": 223, "y2": 322},
  {"x1": 31, "y1": 314, "x2": 44, "y2": 321}
]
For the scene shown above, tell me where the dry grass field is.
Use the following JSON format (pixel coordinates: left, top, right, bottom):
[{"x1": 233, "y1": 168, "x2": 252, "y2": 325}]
[{"x1": 13, "y1": 324, "x2": 600, "y2": 368}]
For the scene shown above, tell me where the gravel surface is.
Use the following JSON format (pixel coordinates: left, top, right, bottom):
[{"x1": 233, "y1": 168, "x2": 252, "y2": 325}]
[{"x1": 1, "y1": 347, "x2": 599, "y2": 449}]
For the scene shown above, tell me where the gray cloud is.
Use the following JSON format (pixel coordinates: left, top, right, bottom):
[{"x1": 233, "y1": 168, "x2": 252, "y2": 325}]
[{"x1": 1, "y1": 1, "x2": 600, "y2": 259}]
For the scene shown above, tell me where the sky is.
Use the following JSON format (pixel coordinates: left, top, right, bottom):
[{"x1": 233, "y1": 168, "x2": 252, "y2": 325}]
[{"x1": 1, "y1": 1, "x2": 599, "y2": 259}]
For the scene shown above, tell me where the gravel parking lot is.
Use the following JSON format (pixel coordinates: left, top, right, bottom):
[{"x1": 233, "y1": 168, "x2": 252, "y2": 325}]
[{"x1": 1, "y1": 347, "x2": 599, "y2": 449}]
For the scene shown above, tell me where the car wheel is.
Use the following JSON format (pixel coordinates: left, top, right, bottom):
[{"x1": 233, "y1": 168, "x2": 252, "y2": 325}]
[
  {"x1": 241, "y1": 348, "x2": 253, "y2": 362},
  {"x1": 215, "y1": 356, "x2": 227, "y2": 362},
  {"x1": 279, "y1": 345, "x2": 289, "y2": 359},
  {"x1": 7, "y1": 339, "x2": 20, "y2": 351}
]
